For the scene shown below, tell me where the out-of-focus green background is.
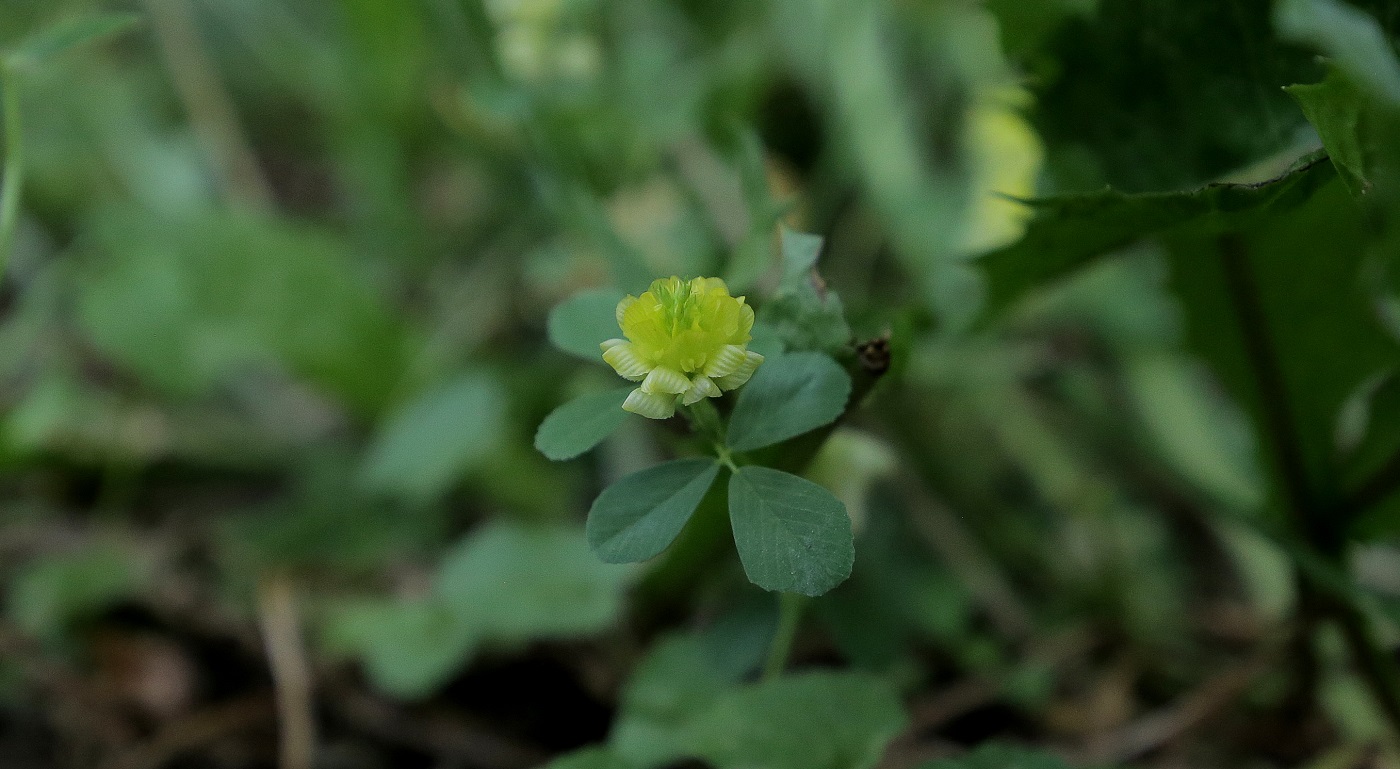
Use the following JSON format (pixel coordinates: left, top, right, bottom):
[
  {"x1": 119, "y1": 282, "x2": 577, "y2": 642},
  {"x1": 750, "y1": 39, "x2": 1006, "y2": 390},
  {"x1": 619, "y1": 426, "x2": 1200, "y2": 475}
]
[{"x1": 3, "y1": 0, "x2": 1400, "y2": 767}]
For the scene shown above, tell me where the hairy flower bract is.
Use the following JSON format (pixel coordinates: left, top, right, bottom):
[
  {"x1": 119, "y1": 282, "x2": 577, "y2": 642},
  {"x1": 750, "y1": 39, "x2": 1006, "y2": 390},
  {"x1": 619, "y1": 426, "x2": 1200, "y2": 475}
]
[{"x1": 601, "y1": 276, "x2": 765, "y2": 419}]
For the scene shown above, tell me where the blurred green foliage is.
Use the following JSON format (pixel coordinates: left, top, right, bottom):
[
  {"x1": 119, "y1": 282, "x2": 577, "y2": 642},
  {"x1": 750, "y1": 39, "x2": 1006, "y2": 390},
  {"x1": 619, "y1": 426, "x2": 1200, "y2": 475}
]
[{"x1": 1, "y1": 0, "x2": 1400, "y2": 768}]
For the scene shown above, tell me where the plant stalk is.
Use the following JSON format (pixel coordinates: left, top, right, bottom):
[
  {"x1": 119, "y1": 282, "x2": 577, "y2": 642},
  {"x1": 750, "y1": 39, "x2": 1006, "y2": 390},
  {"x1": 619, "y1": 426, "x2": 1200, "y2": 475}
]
[
  {"x1": 0, "y1": 64, "x2": 24, "y2": 283},
  {"x1": 762, "y1": 592, "x2": 806, "y2": 680}
]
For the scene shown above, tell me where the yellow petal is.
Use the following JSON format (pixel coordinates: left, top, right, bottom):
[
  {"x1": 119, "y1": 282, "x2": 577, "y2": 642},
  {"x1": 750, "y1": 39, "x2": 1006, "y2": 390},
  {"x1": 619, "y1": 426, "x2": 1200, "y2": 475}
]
[
  {"x1": 606, "y1": 276, "x2": 761, "y2": 386},
  {"x1": 615, "y1": 295, "x2": 637, "y2": 328},
  {"x1": 681, "y1": 375, "x2": 720, "y2": 405},
  {"x1": 695, "y1": 276, "x2": 728, "y2": 295},
  {"x1": 623, "y1": 388, "x2": 676, "y2": 419},
  {"x1": 602, "y1": 340, "x2": 650, "y2": 381},
  {"x1": 715, "y1": 350, "x2": 764, "y2": 391},
  {"x1": 730, "y1": 300, "x2": 754, "y2": 344},
  {"x1": 702, "y1": 344, "x2": 747, "y2": 379},
  {"x1": 640, "y1": 366, "x2": 690, "y2": 395}
]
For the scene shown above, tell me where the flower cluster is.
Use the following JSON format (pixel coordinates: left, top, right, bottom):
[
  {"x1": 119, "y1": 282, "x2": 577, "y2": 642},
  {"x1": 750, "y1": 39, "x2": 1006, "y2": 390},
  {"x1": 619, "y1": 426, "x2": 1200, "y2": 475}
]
[{"x1": 601, "y1": 276, "x2": 765, "y2": 419}]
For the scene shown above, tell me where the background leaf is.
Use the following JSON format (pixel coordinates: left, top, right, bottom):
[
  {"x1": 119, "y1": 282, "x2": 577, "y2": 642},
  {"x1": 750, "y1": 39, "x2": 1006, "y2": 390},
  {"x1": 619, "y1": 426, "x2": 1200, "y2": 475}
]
[
  {"x1": 549, "y1": 288, "x2": 628, "y2": 361},
  {"x1": 360, "y1": 373, "x2": 506, "y2": 500},
  {"x1": 5, "y1": 13, "x2": 141, "y2": 69},
  {"x1": 683, "y1": 671, "x2": 906, "y2": 769},
  {"x1": 759, "y1": 229, "x2": 854, "y2": 354},
  {"x1": 321, "y1": 522, "x2": 631, "y2": 699},
  {"x1": 319, "y1": 598, "x2": 476, "y2": 700},
  {"x1": 76, "y1": 209, "x2": 413, "y2": 413},
  {"x1": 8, "y1": 542, "x2": 150, "y2": 640},
  {"x1": 611, "y1": 633, "x2": 748, "y2": 767},
  {"x1": 434, "y1": 522, "x2": 632, "y2": 642}
]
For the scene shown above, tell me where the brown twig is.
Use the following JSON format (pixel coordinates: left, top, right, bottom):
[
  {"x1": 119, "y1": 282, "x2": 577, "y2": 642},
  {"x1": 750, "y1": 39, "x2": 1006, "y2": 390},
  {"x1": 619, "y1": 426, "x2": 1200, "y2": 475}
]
[
  {"x1": 139, "y1": 0, "x2": 274, "y2": 209},
  {"x1": 257, "y1": 572, "x2": 316, "y2": 769}
]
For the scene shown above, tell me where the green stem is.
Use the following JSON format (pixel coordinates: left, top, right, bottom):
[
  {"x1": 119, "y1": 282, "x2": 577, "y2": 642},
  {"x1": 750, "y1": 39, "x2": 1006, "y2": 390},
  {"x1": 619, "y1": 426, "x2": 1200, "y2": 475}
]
[
  {"x1": 1334, "y1": 592, "x2": 1400, "y2": 737},
  {"x1": 0, "y1": 64, "x2": 23, "y2": 283},
  {"x1": 1220, "y1": 235, "x2": 1400, "y2": 737},
  {"x1": 714, "y1": 443, "x2": 740, "y2": 473},
  {"x1": 762, "y1": 592, "x2": 805, "y2": 680},
  {"x1": 683, "y1": 399, "x2": 726, "y2": 444}
]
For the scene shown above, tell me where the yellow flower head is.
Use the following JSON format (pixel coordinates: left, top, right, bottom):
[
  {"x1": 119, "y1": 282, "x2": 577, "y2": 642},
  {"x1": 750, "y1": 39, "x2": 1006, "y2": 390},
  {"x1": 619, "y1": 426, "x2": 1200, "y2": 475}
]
[{"x1": 601, "y1": 276, "x2": 765, "y2": 419}]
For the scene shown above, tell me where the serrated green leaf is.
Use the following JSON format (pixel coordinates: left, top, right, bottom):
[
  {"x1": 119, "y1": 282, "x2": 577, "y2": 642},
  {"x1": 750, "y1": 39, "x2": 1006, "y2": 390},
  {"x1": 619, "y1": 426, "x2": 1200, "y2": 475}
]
[
  {"x1": 5, "y1": 13, "x2": 141, "y2": 70},
  {"x1": 360, "y1": 373, "x2": 506, "y2": 500},
  {"x1": 1287, "y1": 67, "x2": 1400, "y2": 201},
  {"x1": 1165, "y1": 180, "x2": 1400, "y2": 530},
  {"x1": 684, "y1": 671, "x2": 905, "y2": 769},
  {"x1": 319, "y1": 598, "x2": 476, "y2": 700},
  {"x1": 1288, "y1": 78, "x2": 1371, "y2": 199},
  {"x1": 760, "y1": 230, "x2": 853, "y2": 354},
  {"x1": 1275, "y1": 0, "x2": 1400, "y2": 107},
  {"x1": 588, "y1": 458, "x2": 721, "y2": 563},
  {"x1": 1026, "y1": 0, "x2": 1329, "y2": 191},
  {"x1": 726, "y1": 352, "x2": 851, "y2": 452},
  {"x1": 435, "y1": 522, "x2": 630, "y2": 641},
  {"x1": 535, "y1": 387, "x2": 633, "y2": 460},
  {"x1": 549, "y1": 288, "x2": 627, "y2": 360},
  {"x1": 976, "y1": 154, "x2": 1335, "y2": 323},
  {"x1": 728, "y1": 466, "x2": 854, "y2": 596}
]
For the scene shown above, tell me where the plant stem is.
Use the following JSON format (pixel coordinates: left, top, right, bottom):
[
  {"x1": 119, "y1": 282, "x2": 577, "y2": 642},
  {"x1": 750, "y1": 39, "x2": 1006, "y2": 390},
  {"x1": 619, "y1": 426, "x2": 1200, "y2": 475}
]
[
  {"x1": 683, "y1": 399, "x2": 726, "y2": 444},
  {"x1": 1334, "y1": 593, "x2": 1400, "y2": 736},
  {"x1": 762, "y1": 592, "x2": 805, "y2": 680},
  {"x1": 1220, "y1": 234, "x2": 1400, "y2": 737},
  {"x1": 0, "y1": 64, "x2": 24, "y2": 283}
]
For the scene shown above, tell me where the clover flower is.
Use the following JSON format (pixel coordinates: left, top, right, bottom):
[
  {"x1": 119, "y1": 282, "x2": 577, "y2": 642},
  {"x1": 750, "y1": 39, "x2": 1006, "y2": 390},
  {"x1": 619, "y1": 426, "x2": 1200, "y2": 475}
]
[{"x1": 600, "y1": 276, "x2": 765, "y2": 419}]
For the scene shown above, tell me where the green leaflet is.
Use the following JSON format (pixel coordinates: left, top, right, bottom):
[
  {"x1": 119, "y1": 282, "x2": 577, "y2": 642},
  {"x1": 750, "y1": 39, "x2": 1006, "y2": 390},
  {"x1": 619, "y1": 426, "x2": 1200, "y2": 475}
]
[
  {"x1": 728, "y1": 466, "x2": 854, "y2": 596},
  {"x1": 588, "y1": 459, "x2": 721, "y2": 563},
  {"x1": 976, "y1": 153, "x2": 1335, "y2": 324},
  {"x1": 726, "y1": 352, "x2": 851, "y2": 453},
  {"x1": 535, "y1": 386, "x2": 633, "y2": 460}
]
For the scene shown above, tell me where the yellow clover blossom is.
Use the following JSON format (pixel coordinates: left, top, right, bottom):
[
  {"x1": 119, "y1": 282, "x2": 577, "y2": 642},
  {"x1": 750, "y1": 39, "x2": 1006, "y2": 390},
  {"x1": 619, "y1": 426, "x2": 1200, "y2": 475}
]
[{"x1": 601, "y1": 276, "x2": 765, "y2": 419}]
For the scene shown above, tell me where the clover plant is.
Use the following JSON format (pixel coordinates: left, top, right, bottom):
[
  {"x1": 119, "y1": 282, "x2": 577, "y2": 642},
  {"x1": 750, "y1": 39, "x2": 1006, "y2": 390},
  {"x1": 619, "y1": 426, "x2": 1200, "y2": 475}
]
[{"x1": 536, "y1": 231, "x2": 873, "y2": 597}]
